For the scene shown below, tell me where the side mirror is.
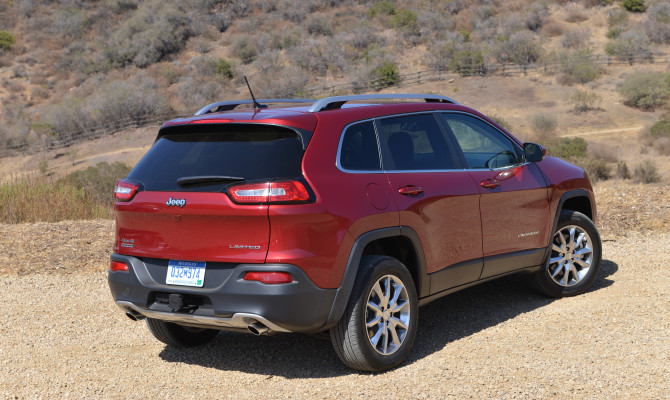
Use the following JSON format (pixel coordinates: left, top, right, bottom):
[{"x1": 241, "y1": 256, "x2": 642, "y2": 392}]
[{"x1": 524, "y1": 143, "x2": 546, "y2": 163}]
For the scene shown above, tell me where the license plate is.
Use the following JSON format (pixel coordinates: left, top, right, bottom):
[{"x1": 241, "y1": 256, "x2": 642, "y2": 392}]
[{"x1": 166, "y1": 260, "x2": 206, "y2": 287}]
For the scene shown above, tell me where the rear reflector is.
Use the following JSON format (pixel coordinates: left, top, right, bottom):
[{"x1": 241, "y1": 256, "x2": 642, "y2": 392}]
[
  {"x1": 244, "y1": 271, "x2": 293, "y2": 284},
  {"x1": 110, "y1": 260, "x2": 129, "y2": 272},
  {"x1": 114, "y1": 179, "x2": 140, "y2": 201},
  {"x1": 229, "y1": 181, "x2": 309, "y2": 204}
]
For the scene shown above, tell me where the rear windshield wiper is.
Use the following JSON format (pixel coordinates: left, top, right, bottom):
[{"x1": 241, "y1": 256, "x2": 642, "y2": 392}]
[{"x1": 176, "y1": 175, "x2": 245, "y2": 185}]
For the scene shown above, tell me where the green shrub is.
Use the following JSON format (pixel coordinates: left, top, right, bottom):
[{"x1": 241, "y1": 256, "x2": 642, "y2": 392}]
[
  {"x1": 558, "y1": 49, "x2": 601, "y2": 85},
  {"x1": 449, "y1": 49, "x2": 486, "y2": 76},
  {"x1": 634, "y1": 160, "x2": 660, "y2": 183},
  {"x1": 63, "y1": 162, "x2": 132, "y2": 205},
  {"x1": 370, "y1": 60, "x2": 401, "y2": 90},
  {"x1": 391, "y1": 9, "x2": 418, "y2": 32},
  {"x1": 0, "y1": 31, "x2": 16, "y2": 51},
  {"x1": 618, "y1": 72, "x2": 670, "y2": 110},
  {"x1": 622, "y1": 0, "x2": 646, "y2": 12},
  {"x1": 551, "y1": 137, "x2": 588, "y2": 159},
  {"x1": 531, "y1": 114, "x2": 558, "y2": 138},
  {"x1": 617, "y1": 161, "x2": 631, "y2": 179},
  {"x1": 582, "y1": 158, "x2": 611, "y2": 181},
  {"x1": 605, "y1": 29, "x2": 651, "y2": 64},
  {"x1": 650, "y1": 118, "x2": 670, "y2": 138},
  {"x1": 105, "y1": 1, "x2": 191, "y2": 68},
  {"x1": 368, "y1": 1, "x2": 395, "y2": 17},
  {"x1": 494, "y1": 31, "x2": 542, "y2": 65},
  {"x1": 488, "y1": 114, "x2": 512, "y2": 131},
  {"x1": 567, "y1": 90, "x2": 602, "y2": 113},
  {"x1": 214, "y1": 58, "x2": 233, "y2": 79}
]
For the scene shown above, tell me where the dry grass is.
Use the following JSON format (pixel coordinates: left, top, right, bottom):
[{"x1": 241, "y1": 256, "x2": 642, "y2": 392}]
[
  {"x1": 594, "y1": 179, "x2": 670, "y2": 239},
  {"x1": 0, "y1": 173, "x2": 115, "y2": 224},
  {"x1": 0, "y1": 180, "x2": 666, "y2": 276},
  {"x1": 0, "y1": 219, "x2": 114, "y2": 275}
]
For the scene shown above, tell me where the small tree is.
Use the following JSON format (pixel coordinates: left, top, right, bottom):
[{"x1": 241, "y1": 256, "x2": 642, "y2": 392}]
[
  {"x1": 0, "y1": 31, "x2": 16, "y2": 51},
  {"x1": 214, "y1": 58, "x2": 233, "y2": 79},
  {"x1": 567, "y1": 90, "x2": 602, "y2": 113},
  {"x1": 370, "y1": 60, "x2": 401, "y2": 90},
  {"x1": 622, "y1": 0, "x2": 646, "y2": 13},
  {"x1": 618, "y1": 72, "x2": 670, "y2": 110}
]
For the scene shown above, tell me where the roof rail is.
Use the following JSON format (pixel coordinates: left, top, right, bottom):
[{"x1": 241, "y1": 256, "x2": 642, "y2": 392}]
[
  {"x1": 307, "y1": 94, "x2": 458, "y2": 113},
  {"x1": 194, "y1": 99, "x2": 315, "y2": 116}
]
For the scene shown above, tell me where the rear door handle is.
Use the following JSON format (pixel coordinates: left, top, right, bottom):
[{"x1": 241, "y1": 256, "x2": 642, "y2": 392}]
[
  {"x1": 480, "y1": 179, "x2": 499, "y2": 189},
  {"x1": 398, "y1": 186, "x2": 424, "y2": 196}
]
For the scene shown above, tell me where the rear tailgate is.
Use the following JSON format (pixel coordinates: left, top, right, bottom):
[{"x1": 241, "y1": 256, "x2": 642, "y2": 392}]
[
  {"x1": 114, "y1": 123, "x2": 307, "y2": 263},
  {"x1": 115, "y1": 192, "x2": 269, "y2": 262}
]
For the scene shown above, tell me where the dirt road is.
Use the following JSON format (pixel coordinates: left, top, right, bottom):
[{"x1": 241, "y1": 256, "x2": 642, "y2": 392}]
[{"x1": 0, "y1": 223, "x2": 668, "y2": 399}]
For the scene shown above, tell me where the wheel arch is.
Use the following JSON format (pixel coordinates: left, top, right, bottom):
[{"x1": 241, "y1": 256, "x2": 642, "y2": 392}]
[
  {"x1": 321, "y1": 226, "x2": 428, "y2": 330},
  {"x1": 550, "y1": 189, "x2": 594, "y2": 242}
]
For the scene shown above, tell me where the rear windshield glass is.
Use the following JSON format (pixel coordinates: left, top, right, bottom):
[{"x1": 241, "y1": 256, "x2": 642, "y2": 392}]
[{"x1": 128, "y1": 124, "x2": 304, "y2": 191}]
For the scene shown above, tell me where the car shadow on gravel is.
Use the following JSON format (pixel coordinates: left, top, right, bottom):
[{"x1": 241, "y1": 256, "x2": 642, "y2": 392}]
[{"x1": 158, "y1": 260, "x2": 618, "y2": 377}]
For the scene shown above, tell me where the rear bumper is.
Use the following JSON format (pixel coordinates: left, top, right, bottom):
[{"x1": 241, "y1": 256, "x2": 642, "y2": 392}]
[{"x1": 108, "y1": 253, "x2": 337, "y2": 333}]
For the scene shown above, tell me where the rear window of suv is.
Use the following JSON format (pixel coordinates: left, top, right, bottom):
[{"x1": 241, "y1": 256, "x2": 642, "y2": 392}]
[{"x1": 127, "y1": 124, "x2": 304, "y2": 192}]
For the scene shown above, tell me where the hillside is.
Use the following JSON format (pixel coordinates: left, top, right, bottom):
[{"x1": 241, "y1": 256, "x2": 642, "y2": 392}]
[{"x1": 1, "y1": 0, "x2": 670, "y2": 186}]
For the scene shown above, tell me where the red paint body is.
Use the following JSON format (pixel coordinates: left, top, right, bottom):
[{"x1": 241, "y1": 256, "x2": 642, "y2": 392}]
[{"x1": 114, "y1": 101, "x2": 596, "y2": 290}]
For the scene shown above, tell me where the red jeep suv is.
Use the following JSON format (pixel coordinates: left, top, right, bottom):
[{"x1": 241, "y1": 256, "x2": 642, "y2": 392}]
[{"x1": 109, "y1": 94, "x2": 601, "y2": 371}]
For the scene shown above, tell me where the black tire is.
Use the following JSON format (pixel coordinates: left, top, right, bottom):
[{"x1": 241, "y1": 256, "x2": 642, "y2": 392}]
[
  {"x1": 330, "y1": 256, "x2": 418, "y2": 372},
  {"x1": 533, "y1": 210, "x2": 602, "y2": 298},
  {"x1": 145, "y1": 318, "x2": 219, "y2": 347}
]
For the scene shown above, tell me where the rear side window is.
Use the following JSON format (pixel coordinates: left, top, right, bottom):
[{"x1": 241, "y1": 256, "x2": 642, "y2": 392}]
[
  {"x1": 376, "y1": 113, "x2": 456, "y2": 171},
  {"x1": 339, "y1": 121, "x2": 381, "y2": 171},
  {"x1": 128, "y1": 125, "x2": 304, "y2": 191},
  {"x1": 439, "y1": 113, "x2": 523, "y2": 169}
]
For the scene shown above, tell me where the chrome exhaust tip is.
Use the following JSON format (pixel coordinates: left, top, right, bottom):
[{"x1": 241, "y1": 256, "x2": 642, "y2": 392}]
[{"x1": 248, "y1": 321, "x2": 269, "y2": 336}]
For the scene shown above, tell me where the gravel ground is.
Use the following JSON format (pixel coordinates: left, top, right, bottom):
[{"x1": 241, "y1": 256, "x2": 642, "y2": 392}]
[{"x1": 0, "y1": 225, "x2": 668, "y2": 399}]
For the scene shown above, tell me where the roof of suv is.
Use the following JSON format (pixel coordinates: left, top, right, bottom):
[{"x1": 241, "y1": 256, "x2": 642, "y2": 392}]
[{"x1": 161, "y1": 94, "x2": 464, "y2": 132}]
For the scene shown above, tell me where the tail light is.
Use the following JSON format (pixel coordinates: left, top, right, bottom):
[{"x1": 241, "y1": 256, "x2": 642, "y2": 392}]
[
  {"x1": 114, "y1": 179, "x2": 140, "y2": 201},
  {"x1": 229, "y1": 181, "x2": 310, "y2": 204},
  {"x1": 244, "y1": 271, "x2": 293, "y2": 284},
  {"x1": 110, "y1": 260, "x2": 129, "y2": 272}
]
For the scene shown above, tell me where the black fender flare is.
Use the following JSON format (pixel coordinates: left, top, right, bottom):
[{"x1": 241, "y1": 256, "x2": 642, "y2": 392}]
[
  {"x1": 550, "y1": 189, "x2": 592, "y2": 237},
  {"x1": 320, "y1": 226, "x2": 428, "y2": 331}
]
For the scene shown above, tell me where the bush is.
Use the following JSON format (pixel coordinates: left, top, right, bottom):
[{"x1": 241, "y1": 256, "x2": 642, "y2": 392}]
[
  {"x1": 551, "y1": 137, "x2": 588, "y2": 159},
  {"x1": 370, "y1": 60, "x2": 401, "y2": 90},
  {"x1": 531, "y1": 114, "x2": 558, "y2": 139},
  {"x1": 63, "y1": 162, "x2": 132, "y2": 205},
  {"x1": 391, "y1": 9, "x2": 418, "y2": 33},
  {"x1": 561, "y1": 28, "x2": 590, "y2": 49},
  {"x1": 449, "y1": 48, "x2": 486, "y2": 76},
  {"x1": 306, "y1": 15, "x2": 332, "y2": 36},
  {"x1": 214, "y1": 58, "x2": 233, "y2": 79},
  {"x1": 618, "y1": 72, "x2": 670, "y2": 110},
  {"x1": 0, "y1": 31, "x2": 16, "y2": 51},
  {"x1": 650, "y1": 118, "x2": 670, "y2": 138},
  {"x1": 617, "y1": 161, "x2": 631, "y2": 179},
  {"x1": 582, "y1": 158, "x2": 612, "y2": 181},
  {"x1": 644, "y1": 3, "x2": 670, "y2": 43},
  {"x1": 488, "y1": 114, "x2": 512, "y2": 131},
  {"x1": 179, "y1": 77, "x2": 222, "y2": 110},
  {"x1": 233, "y1": 36, "x2": 258, "y2": 64},
  {"x1": 605, "y1": 29, "x2": 651, "y2": 64},
  {"x1": 634, "y1": 160, "x2": 660, "y2": 183},
  {"x1": 494, "y1": 31, "x2": 542, "y2": 65},
  {"x1": 258, "y1": 66, "x2": 308, "y2": 98},
  {"x1": 368, "y1": 1, "x2": 395, "y2": 18},
  {"x1": 558, "y1": 49, "x2": 601, "y2": 85},
  {"x1": 622, "y1": 0, "x2": 646, "y2": 12},
  {"x1": 567, "y1": 89, "x2": 602, "y2": 112},
  {"x1": 0, "y1": 176, "x2": 108, "y2": 223},
  {"x1": 105, "y1": 1, "x2": 191, "y2": 68},
  {"x1": 50, "y1": 7, "x2": 88, "y2": 39}
]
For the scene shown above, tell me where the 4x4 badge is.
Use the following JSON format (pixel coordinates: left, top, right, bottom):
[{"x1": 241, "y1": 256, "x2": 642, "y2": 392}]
[{"x1": 166, "y1": 197, "x2": 186, "y2": 208}]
